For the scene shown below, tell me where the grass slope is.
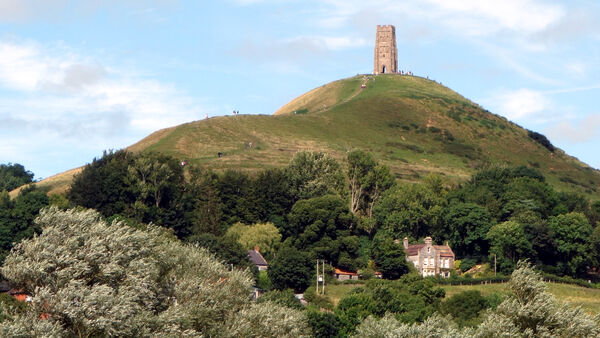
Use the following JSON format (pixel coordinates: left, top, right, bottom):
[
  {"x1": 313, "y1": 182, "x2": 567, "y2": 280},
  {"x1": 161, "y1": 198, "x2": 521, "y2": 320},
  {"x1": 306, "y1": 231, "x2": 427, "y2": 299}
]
[{"x1": 23, "y1": 74, "x2": 600, "y2": 197}]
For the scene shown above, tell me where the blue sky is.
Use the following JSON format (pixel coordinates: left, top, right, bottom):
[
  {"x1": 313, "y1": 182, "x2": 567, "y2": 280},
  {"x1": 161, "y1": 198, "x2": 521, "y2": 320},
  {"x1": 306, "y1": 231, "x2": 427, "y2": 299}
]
[{"x1": 0, "y1": 0, "x2": 599, "y2": 179}]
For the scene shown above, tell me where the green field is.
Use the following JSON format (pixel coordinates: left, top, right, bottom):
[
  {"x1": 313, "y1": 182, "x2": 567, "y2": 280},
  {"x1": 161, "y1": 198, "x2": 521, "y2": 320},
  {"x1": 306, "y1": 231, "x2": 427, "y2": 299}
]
[
  {"x1": 324, "y1": 281, "x2": 600, "y2": 315},
  {"x1": 23, "y1": 74, "x2": 600, "y2": 197}
]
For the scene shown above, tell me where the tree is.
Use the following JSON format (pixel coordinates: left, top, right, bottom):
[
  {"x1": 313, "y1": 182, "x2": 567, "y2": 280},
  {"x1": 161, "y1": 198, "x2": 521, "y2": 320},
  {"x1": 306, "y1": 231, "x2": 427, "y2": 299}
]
[
  {"x1": 226, "y1": 222, "x2": 282, "y2": 260},
  {"x1": 500, "y1": 177, "x2": 557, "y2": 220},
  {"x1": 182, "y1": 167, "x2": 224, "y2": 237},
  {"x1": 347, "y1": 150, "x2": 376, "y2": 215},
  {"x1": 547, "y1": 212, "x2": 593, "y2": 276},
  {"x1": 252, "y1": 168, "x2": 294, "y2": 225},
  {"x1": 306, "y1": 310, "x2": 344, "y2": 338},
  {"x1": 216, "y1": 170, "x2": 257, "y2": 225},
  {"x1": 268, "y1": 245, "x2": 313, "y2": 293},
  {"x1": 0, "y1": 207, "x2": 310, "y2": 337},
  {"x1": 68, "y1": 149, "x2": 135, "y2": 217},
  {"x1": 286, "y1": 151, "x2": 345, "y2": 201},
  {"x1": 284, "y1": 195, "x2": 358, "y2": 269},
  {"x1": 0, "y1": 185, "x2": 48, "y2": 263},
  {"x1": 187, "y1": 233, "x2": 256, "y2": 275},
  {"x1": 511, "y1": 210, "x2": 556, "y2": 267},
  {"x1": 126, "y1": 152, "x2": 185, "y2": 233},
  {"x1": 374, "y1": 183, "x2": 446, "y2": 240},
  {"x1": 442, "y1": 202, "x2": 492, "y2": 259},
  {"x1": 440, "y1": 290, "x2": 490, "y2": 327},
  {"x1": 346, "y1": 150, "x2": 394, "y2": 217},
  {"x1": 0, "y1": 163, "x2": 34, "y2": 192},
  {"x1": 371, "y1": 234, "x2": 410, "y2": 279},
  {"x1": 487, "y1": 221, "x2": 533, "y2": 273}
]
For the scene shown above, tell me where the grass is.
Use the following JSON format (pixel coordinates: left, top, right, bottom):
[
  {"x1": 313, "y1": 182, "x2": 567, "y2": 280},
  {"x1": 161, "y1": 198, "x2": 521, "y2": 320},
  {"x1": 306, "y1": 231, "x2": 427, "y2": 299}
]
[
  {"x1": 325, "y1": 283, "x2": 365, "y2": 306},
  {"x1": 325, "y1": 281, "x2": 600, "y2": 315},
  {"x1": 26, "y1": 74, "x2": 600, "y2": 199},
  {"x1": 442, "y1": 282, "x2": 600, "y2": 315}
]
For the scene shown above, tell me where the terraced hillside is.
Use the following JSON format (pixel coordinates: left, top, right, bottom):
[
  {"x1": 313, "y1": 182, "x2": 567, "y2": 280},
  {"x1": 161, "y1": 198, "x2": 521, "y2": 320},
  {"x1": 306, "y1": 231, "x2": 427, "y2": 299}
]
[{"x1": 25, "y1": 74, "x2": 600, "y2": 198}]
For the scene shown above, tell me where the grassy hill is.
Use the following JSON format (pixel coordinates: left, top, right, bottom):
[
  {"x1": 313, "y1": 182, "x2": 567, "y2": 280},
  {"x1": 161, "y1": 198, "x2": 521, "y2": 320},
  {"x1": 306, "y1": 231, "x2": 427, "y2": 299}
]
[{"x1": 22, "y1": 74, "x2": 600, "y2": 198}]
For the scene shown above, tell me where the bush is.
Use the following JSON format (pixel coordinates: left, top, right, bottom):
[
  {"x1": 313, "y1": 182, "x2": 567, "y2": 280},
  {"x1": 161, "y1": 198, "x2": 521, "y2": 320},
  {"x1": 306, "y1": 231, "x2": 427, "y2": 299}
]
[
  {"x1": 527, "y1": 130, "x2": 555, "y2": 152},
  {"x1": 257, "y1": 289, "x2": 303, "y2": 310},
  {"x1": 440, "y1": 290, "x2": 488, "y2": 327}
]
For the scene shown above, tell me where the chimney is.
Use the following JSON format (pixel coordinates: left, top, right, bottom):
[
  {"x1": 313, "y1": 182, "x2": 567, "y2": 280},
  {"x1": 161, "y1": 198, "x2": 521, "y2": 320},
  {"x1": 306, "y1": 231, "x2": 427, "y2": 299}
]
[
  {"x1": 254, "y1": 246, "x2": 260, "y2": 253},
  {"x1": 403, "y1": 237, "x2": 409, "y2": 249},
  {"x1": 424, "y1": 237, "x2": 432, "y2": 247}
]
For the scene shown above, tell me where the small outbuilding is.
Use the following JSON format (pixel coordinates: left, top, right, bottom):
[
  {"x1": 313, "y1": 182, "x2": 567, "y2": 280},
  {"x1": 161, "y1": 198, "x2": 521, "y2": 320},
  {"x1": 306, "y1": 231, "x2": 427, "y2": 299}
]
[{"x1": 333, "y1": 268, "x2": 359, "y2": 281}]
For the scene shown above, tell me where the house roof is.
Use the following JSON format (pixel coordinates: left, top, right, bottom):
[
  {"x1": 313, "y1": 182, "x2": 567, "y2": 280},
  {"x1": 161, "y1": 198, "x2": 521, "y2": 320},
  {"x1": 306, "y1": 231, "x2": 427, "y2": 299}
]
[
  {"x1": 247, "y1": 250, "x2": 268, "y2": 266},
  {"x1": 334, "y1": 268, "x2": 358, "y2": 276},
  {"x1": 405, "y1": 244, "x2": 454, "y2": 257}
]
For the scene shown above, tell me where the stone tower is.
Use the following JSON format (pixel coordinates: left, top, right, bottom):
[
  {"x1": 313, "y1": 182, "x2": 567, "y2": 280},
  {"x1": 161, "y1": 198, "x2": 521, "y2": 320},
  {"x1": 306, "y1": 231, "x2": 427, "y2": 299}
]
[{"x1": 374, "y1": 25, "x2": 398, "y2": 74}]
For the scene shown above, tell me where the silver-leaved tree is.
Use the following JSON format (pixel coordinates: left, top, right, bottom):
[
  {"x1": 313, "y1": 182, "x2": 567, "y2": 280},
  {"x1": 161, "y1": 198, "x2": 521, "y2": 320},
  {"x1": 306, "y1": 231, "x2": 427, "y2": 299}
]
[{"x1": 0, "y1": 207, "x2": 310, "y2": 337}]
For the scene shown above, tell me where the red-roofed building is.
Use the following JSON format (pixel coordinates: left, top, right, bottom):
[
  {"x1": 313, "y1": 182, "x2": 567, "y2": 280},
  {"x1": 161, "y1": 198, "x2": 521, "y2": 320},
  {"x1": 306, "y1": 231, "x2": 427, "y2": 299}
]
[
  {"x1": 402, "y1": 236, "x2": 454, "y2": 278},
  {"x1": 334, "y1": 268, "x2": 359, "y2": 281}
]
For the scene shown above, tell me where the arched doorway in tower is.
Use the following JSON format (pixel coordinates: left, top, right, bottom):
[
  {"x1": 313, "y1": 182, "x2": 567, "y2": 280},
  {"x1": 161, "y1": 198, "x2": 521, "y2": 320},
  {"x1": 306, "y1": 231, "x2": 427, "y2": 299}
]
[{"x1": 382, "y1": 66, "x2": 386, "y2": 74}]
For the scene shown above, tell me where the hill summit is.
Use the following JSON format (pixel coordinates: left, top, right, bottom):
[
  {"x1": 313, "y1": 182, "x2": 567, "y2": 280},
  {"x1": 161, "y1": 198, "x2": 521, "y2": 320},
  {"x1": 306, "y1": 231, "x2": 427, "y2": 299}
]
[{"x1": 27, "y1": 74, "x2": 600, "y2": 197}]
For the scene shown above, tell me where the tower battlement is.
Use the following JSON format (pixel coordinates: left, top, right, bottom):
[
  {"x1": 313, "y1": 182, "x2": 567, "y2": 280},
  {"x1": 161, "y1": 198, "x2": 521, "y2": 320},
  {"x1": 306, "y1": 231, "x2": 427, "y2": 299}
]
[{"x1": 374, "y1": 25, "x2": 398, "y2": 74}]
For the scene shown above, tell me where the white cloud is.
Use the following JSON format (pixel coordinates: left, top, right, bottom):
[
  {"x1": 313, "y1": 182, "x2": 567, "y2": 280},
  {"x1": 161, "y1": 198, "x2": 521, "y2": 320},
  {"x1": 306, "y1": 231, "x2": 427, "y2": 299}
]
[
  {"x1": 0, "y1": 37, "x2": 212, "y2": 175},
  {"x1": 485, "y1": 88, "x2": 552, "y2": 120},
  {"x1": 424, "y1": 0, "x2": 563, "y2": 36},
  {"x1": 546, "y1": 114, "x2": 600, "y2": 143},
  {"x1": 314, "y1": 0, "x2": 564, "y2": 37}
]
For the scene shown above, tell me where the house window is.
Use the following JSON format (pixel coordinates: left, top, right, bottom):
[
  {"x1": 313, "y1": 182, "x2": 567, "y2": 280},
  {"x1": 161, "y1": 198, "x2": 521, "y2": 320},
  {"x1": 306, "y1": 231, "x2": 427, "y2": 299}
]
[{"x1": 429, "y1": 258, "x2": 434, "y2": 266}]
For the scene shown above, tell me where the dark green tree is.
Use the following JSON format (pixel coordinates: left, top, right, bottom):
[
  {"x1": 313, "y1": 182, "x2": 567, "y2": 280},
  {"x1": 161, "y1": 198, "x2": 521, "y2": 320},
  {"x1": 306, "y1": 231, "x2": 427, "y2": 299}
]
[
  {"x1": 500, "y1": 177, "x2": 557, "y2": 220},
  {"x1": 440, "y1": 290, "x2": 491, "y2": 327},
  {"x1": 216, "y1": 170, "x2": 257, "y2": 225},
  {"x1": 284, "y1": 195, "x2": 358, "y2": 270},
  {"x1": 371, "y1": 234, "x2": 410, "y2": 280},
  {"x1": 252, "y1": 168, "x2": 294, "y2": 226},
  {"x1": 306, "y1": 310, "x2": 343, "y2": 338},
  {"x1": 547, "y1": 212, "x2": 593, "y2": 276},
  {"x1": 268, "y1": 245, "x2": 313, "y2": 293},
  {"x1": 373, "y1": 183, "x2": 446, "y2": 240},
  {"x1": 487, "y1": 221, "x2": 533, "y2": 273},
  {"x1": 0, "y1": 185, "x2": 48, "y2": 263},
  {"x1": 182, "y1": 168, "x2": 224, "y2": 237},
  {"x1": 0, "y1": 163, "x2": 34, "y2": 192},
  {"x1": 68, "y1": 150, "x2": 135, "y2": 217},
  {"x1": 442, "y1": 202, "x2": 492, "y2": 259}
]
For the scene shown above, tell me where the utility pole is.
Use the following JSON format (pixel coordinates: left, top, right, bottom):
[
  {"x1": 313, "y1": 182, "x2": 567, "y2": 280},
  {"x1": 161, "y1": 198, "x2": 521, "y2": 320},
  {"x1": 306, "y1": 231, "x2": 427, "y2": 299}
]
[
  {"x1": 316, "y1": 260, "x2": 319, "y2": 294},
  {"x1": 494, "y1": 254, "x2": 497, "y2": 277},
  {"x1": 322, "y1": 260, "x2": 325, "y2": 295},
  {"x1": 316, "y1": 259, "x2": 326, "y2": 295}
]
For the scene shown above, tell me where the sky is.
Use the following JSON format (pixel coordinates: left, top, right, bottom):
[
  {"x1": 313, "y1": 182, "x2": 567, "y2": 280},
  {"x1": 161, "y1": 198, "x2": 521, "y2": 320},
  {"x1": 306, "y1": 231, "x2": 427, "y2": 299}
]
[{"x1": 0, "y1": 0, "x2": 599, "y2": 179}]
